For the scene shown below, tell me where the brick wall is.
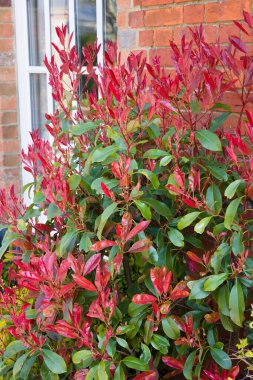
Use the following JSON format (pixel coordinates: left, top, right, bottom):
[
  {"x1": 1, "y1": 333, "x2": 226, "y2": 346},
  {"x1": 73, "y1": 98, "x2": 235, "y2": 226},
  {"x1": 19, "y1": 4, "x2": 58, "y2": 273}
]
[
  {"x1": 117, "y1": 0, "x2": 252, "y2": 63},
  {"x1": 0, "y1": 0, "x2": 20, "y2": 191}
]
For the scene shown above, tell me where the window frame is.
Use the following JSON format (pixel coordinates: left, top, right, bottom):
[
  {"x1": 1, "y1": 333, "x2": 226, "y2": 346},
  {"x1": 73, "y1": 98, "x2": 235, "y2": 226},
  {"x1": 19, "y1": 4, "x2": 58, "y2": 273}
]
[{"x1": 14, "y1": 0, "x2": 104, "y2": 201}]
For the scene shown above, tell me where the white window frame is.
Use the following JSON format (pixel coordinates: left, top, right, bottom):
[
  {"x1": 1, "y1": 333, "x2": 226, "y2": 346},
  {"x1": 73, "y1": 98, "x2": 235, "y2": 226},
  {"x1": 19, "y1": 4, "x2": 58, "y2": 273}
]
[{"x1": 14, "y1": 0, "x2": 104, "y2": 202}]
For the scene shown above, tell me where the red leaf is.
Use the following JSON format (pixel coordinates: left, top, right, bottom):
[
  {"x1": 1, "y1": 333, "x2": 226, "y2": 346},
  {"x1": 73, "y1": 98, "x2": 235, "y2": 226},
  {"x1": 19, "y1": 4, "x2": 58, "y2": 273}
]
[
  {"x1": 169, "y1": 290, "x2": 189, "y2": 301},
  {"x1": 229, "y1": 36, "x2": 247, "y2": 53},
  {"x1": 132, "y1": 293, "x2": 157, "y2": 305},
  {"x1": 185, "y1": 251, "x2": 203, "y2": 265},
  {"x1": 128, "y1": 239, "x2": 152, "y2": 253},
  {"x1": 72, "y1": 274, "x2": 97, "y2": 292},
  {"x1": 228, "y1": 366, "x2": 240, "y2": 379},
  {"x1": 132, "y1": 371, "x2": 157, "y2": 380},
  {"x1": 101, "y1": 182, "x2": 113, "y2": 198},
  {"x1": 83, "y1": 253, "x2": 101, "y2": 276},
  {"x1": 126, "y1": 221, "x2": 150, "y2": 241},
  {"x1": 150, "y1": 267, "x2": 172, "y2": 296},
  {"x1": 174, "y1": 166, "x2": 185, "y2": 189},
  {"x1": 159, "y1": 100, "x2": 177, "y2": 113},
  {"x1": 243, "y1": 10, "x2": 253, "y2": 28},
  {"x1": 233, "y1": 20, "x2": 249, "y2": 36},
  {"x1": 162, "y1": 356, "x2": 183, "y2": 370},
  {"x1": 90, "y1": 240, "x2": 117, "y2": 251},
  {"x1": 146, "y1": 63, "x2": 157, "y2": 78}
]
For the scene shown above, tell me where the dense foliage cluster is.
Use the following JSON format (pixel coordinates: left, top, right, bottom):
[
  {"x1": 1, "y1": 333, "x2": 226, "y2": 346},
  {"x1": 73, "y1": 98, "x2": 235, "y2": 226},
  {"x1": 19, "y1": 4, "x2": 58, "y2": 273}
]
[{"x1": 1, "y1": 11, "x2": 253, "y2": 380}]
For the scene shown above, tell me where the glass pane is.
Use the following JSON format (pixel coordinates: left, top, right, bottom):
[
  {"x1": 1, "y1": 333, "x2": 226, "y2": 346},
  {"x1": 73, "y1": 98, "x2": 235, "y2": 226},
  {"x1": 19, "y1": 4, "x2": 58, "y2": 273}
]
[
  {"x1": 50, "y1": 0, "x2": 69, "y2": 45},
  {"x1": 27, "y1": 0, "x2": 45, "y2": 66},
  {"x1": 104, "y1": 0, "x2": 117, "y2": 44},
  {"x1": 75, "y1": 0, "x2": 97, "y2": 58},
  {"x1": 30, "y1": 74, "x2": 48, "y2": 139}
]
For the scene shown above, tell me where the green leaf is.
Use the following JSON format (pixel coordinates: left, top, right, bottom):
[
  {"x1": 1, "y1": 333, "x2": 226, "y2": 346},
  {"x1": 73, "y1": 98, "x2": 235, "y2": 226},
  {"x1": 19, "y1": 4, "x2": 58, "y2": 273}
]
[
  {"x1": 134, "y1": 200, "x2": 151, "y2": 220},
  {"x1": 232, "y1": 229, "x2": 244, "y2": 256},
  {"x1": 72, "y1": 350, "x2": 93, "y2": 367},
  {"x1": 47, "y1": 203, "x2": 62, "y2": 220},
  {"x1": 188, "y1": 278, "x2": 211, "y2": 300},
  {"x1": 210, "y1": 347, "x2": 232, "y2": 370},
  {"x1": 42, "y1": 349, "x2": 67, "y2": 374},
  {"x1": 40, "y1": 363, "x2": 59, "y2": 380},
  {"x1": 97, "y1": 361, "x2": 108, "y2": 380},
  {"x1": 0, "y1": 229, "x2": 23, "y2": 260},
  {"x1": 206, "y1": 184, "x2": 222, "y2": 214},
  {"x1": 224, "y1": 197, "x2": 241, "y2": 230},
  {"x1": 33, "y1": 191, "x2": 46, "y2": 204},
  {"x1": 72, "y1": 121, "x2": 100, "y2": 135},
  {"x1": 177, "y1": 212, "x2": 200, "y2": 230},
  {"x1": 19, "y1": 355, "x2": 37, "y2": 380},
  {"x1": 204, "y1": 273, "x2": 228, "y2": 291},
  {"x1": 13, "y1": 352, "x2": 29, "y2": 379},
  {"x1": 4, "y1": 340, "x2": 27, "y2": 359},
  {"x1": 91, "y1": 177, "x2": 118, "y2": 195},
  {"x1": 79, "y1": 234, "x2": 92, "y2": 253},
  {"x1": 229, "y1": 281, "x2": 245, "y2": 327},
  {"x1": 68, "y1": 174, "x2": 81, "y2": 190},
  {"x1": 225, "y1": 180, "x2": 245, "y2": 199},
  {"x1": 195, "y1": 130, "x2": 222, "y2": 151},
  {"x1": 143, "y1": 149, "x2": 168, "y2": 159},
  {"x1": 59, "y1": 230, "x2": 77, "y2": 258},
  {"x1": 194, "y1": 216, "x2": 213, "y2": 234},
  {"x1": 138, "y1": 169, "x2": 160, "y2": 189},
  {"x1": 162, "y1": 317, "x2": 180, "y2": 340},
  {"x1": 122, "y1": 356, "x2": 149, "y2": 371},
  {"x1": 160, "y1": 155, "x2": 173, "y2": 166},
  {"x1": 211, "y1": 243, "x2": 230, "y2": 274},
  {"x1": 168, "y1": 228, "x2": 184, "y2": 247},
  {"x1": 183, "y1": 350, "x2": 197, "y2": 380},
  {"x1": 116, "y1": 337, "x2": 131, "y2": 352},
  {"x1": 92, "y1": 145, "x2": 118, "y2": 163},
  {"x1": 114, "y1": 364, "x2": 125, "y2": 380},
  {"x1": 210, "y1": 112, "x2": 230, "y2": 132},
  {"x1": 218, "y1": 284, "x2": 230, "y2": 317},
  {"x1": 140, "y1": 343, "x2": 151, "y2": 364},
  {"x1": 141, "y1": 198, "x2": 172, "y2": 220},
  {"x1": 206, "y1": 164, "x2": 228, "y2": 181},
  {"x1": 96, "y1": 202, "x2": 118, "y2": 240},
  {"x1": 151, "y1": 334, "x2": 170, "y2": 355},
  {"x1": 219, "y1": 313, "x2": 234, "y2": 332}
]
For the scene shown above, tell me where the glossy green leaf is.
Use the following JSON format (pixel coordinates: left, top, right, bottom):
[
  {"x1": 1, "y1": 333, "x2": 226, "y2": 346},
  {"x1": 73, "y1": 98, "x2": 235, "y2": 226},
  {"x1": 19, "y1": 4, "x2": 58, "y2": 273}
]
[
  {"x1": 162, "y1": 317, "x2": 180, "y2": 339},
  {"x1": 210, "y1": 112, "x2": 230, "y2": 132},
  {"x1": 122, "y1": 356, "x2": 149, "y2": 371},
  {"x1": 141, "y1": 198, "x2": 172, "y2": 220},
  {"x1": 98, "y1": 361, "x2": 108, "y2": 380},
  {"x1": 91, "y1": 177, "x2": 118, "y2": 195},
  {"x1": 114, "y1": 364, "x2": 125, "y2": 380},
  {"x1": 183, "y1": 349, "x2": 197, "y2": 380},
  {"x1": 224, "y1": 198, "x2": 241, "y2": 230},
  {"x1": 40, "y1": 363, "x2": 59, "y2": 380},
  {"x1": 138, "y1": 170, "x2": 160, "y2": 189},
  {"x1": 229, "y1": 281, "x2": 245, "y2": 327},
  {"x1": 47, "y1": 203, "x2": 62, "y2": 220},
  {"x1": 210, "y1": 348, "x2": 232, "y2": 370},
  {"x1": 206, "y1": 184, "x2": 222, "y2": 214},
  {"x1": 19, "y1": 355, "x2": 37, "y2": 380},
  {"x1": 143, "y1": 149, "x2": 168, "y2": 159},
  {"x1": 188, "y1": 278, "x2": 211, "y2": 300},
  {"x1": 140, "y1": 343, "x2": 151, "y2": 364},
  {"x1": 42, "y1": 349, "x2": 67, "y2": 374},
  {"x1": 160, "y1": 155, "x2": 173, "y2": 166},
  {"x1": 206, "y1": 164, "x2": 228, "y2": 181},
  {"x1": 177, "y1": 212, "x2": 200, "y2": 230},
  {"x1": 67, "y1": 174, "x2": 81, "y2": 190},
  {"x1": 204, "y1": 273, "x2": 227, "y2": 291},
  {"x1": 4, "y1": 340, "x2": 27, "y2": 359},
  {"x1": 224, "y1": 180, "x2": 244, "y2": 199},
  {"x1": 92, "y1": 145, "x2": 118, "y2": 163},
  {"x1": 13, "y1": 353, "x2": 29, "y2": 379},
  {"x1": 72, "y1": 121, "x2": 100, "y2": 135},
  {"x1": 33, "y1": 191, "x2": 46, "y2": 204},
  {"x1": 96, "y1": 202, "x2": 118, "y2": 239},
  {"x1": 59, "y1": 230, "x2": 77, "y2": 258},
  {"x1": 134, "y1": 200, "x2": 151, "y2": 220},
  {"x1": 116, "y1": 337, "x2": 131, "y2": 352},
  {"x1": 194, "y1": 216, "x2": 212, "y2": 234},
  {"x1": 195, "y1": 130, "x2": 222, "y2": 151},
  {"x1": 232, "y1": 229, "x2": 244, "y2": 256},
  {"x1": 218, "y1": 284, "x2": 230, "y2": 317},
  {"x1": 210, "y1": 243, "x2": 230, "y2": 274},
  {"x1": 72, "y1": 350, "x2": 93, "y2": 367},
  {"x1": 168, "y1": 228, "x2": 184, "y2": 247},
  {"x1": 151, "y1": 334, "x2": 170, "y2": 355}
]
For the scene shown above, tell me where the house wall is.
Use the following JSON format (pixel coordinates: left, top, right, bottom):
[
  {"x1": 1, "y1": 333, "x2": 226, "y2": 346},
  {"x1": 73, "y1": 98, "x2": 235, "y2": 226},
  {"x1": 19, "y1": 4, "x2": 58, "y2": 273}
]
[{"x1": 0, "y1": 0, "x2": 20, "y2": 191}]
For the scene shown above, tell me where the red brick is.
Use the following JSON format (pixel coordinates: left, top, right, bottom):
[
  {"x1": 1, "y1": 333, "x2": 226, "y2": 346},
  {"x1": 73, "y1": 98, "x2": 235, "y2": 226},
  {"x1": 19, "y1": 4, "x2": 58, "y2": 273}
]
[
  {"x1": 0, "y1": 82, "x2": 16, "y2": 96},
  {"x1": 142, "y1": 0, "x2": 173, "y2": 6},
  {"x1": 145, "y1": 7, "x2": 183, "y2": 27},
  {"x1": 184, "y1": 4, "x2": 204, "y2": 24},
  {"x1": 173, "y1": 26, "x2": 187, "y2": 45},
  {"x1": 0, "y1": 139, "x2": 19, "y2": 153},
  {"x1": 0, "y1": 68, "x2": 15, "y2": 81},
  {"x1": 175, "y1": 0, "x2": 200, "y2": 2},
  {"x1": 117, "y1": 12, "x2": 126, "y2": 28},
  {"x1": 2, "y1": 125, "x2": 18, "y2": 139},
  {"x1": 154, "y1": 28, "x2": 172, "y2": 46},
  {"x1": 3, "y1": 154, "x2": 19, "y2": 167},
  {"x1": 0, "y1": 38, "x2": 13, "y2": 52},
  {"x1": 139, "y1": 30, "x2": 153, "y2": 47},
  {"x1": 205, "y1": 1, "x2": 244, "y2": 23},
  {"x1": 133, "y1": 0, "x2": 141, "y2": 5},
  {"x1": 219, "y1": 23, "x2": 240, "y2": 44},
  {"x1": 0, "y1": 96, "x2": 16, "y2": 110},
  {"x1": 129, "y1": 10, "x2": 145, "y2": 28},
  {"x1": 0, "y1": 23, "x2": 13, "y2": 37},
  {"x1": 0, "y1": 8, "x2": 12, "y2": 22},
  {"x1": 203, "y1": 25, "x2": 218, "y2": 44},
  {"x1": 149, "y1": 48, "x2": 173, "y2": 67},
  {"x1": 0, "y1": 111, "x2": 17, "y2": 125}
]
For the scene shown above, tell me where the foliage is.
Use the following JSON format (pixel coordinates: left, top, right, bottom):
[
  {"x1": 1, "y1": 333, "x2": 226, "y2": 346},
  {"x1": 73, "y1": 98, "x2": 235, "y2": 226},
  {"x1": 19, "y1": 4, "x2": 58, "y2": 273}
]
[{"x1": 0, "y1": 13, "x2": 253, "y2": 379}]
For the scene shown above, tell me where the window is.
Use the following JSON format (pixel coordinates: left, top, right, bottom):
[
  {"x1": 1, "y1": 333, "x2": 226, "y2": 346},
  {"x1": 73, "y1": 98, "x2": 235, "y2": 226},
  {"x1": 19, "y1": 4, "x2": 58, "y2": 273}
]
[{"x1": 14, "y1": 0, "x2": 116, "y2": 192}]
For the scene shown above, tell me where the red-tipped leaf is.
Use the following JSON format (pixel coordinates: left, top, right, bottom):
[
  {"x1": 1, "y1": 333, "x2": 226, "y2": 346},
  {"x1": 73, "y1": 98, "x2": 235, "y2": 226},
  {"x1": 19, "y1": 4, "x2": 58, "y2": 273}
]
[
  {"x1": 90, "y1": 240, "x2": 117, "y2": 251},
  {"x1": 162, "y1": 356, "x2": 183, "y2": 370},
  {"x1": 83, "y1": 253, "x2": 101, "y2": 276},
  {"x1": 185, "y1": 251, "x2": 203, "y2": 265},
  {"x1": 72, "y1": 274, "x2": 97, "y2": 292},
  {"x1": 132, "y1": 371, "x2": 157, "y2": 380},
  {"x1": 128, "y1": 239, "x2": 152, "y2": 253},
  {"x1": 126, "y1": 221, "x2": 150, "y2": 241},
  {"x1": 132, "y1": 293, "x2": 157, "y2": 305}
]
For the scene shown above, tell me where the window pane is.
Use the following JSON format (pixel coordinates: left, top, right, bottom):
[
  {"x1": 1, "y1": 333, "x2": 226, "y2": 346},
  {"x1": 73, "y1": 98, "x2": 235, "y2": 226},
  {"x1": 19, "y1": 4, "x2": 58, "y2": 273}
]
[
  {"x1": 50, "y1": 0, "x2": 69, "y2": 45},
  {"x1": 27, "y1": 0, "x2": 45, "y2": 66},
  {"x1": 75, "y1": 0, "x2": 97, "y2": 58},
  {"x1": 30, "y1": 74, "x2": 48, "y2": 139},
  {"x1": 104, "y1": 0, "x2": 117, "y2": 44}
]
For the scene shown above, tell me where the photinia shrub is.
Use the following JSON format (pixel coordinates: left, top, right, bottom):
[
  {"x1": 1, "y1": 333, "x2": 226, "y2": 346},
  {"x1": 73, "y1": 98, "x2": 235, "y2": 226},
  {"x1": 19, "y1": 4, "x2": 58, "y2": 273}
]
[{"x1": 1, "y1": 11, "x2": 253, "y2": 380}]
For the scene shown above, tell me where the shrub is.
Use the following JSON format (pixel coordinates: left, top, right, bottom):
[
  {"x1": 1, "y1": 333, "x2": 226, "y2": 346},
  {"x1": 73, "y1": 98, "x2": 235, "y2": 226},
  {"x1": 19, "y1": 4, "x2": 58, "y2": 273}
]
[{"x1": 0, "y1": 13, "x2": 253, "y2": 380}]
